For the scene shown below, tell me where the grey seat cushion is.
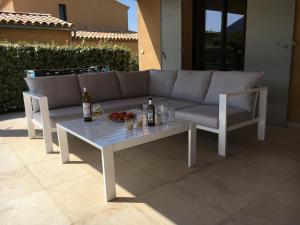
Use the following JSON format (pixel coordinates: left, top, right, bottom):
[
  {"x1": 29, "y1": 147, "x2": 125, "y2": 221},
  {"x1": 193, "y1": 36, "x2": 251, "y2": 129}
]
[
  {"x1": 116, "y1": 71, "x2": 150, "y2": 98},
  {"x1": 25, "y1": 75, "x2": 81, "y2": 112},
  {"x1": 33, "y1": 106, "x2": 83, "y2": 128},
  {"x1": 168, "y1": 99, "x2": 198, "y2": 110},
  {"x1": 204, "y1": 71, "x2": 263, "y2": 111},
  {"x1": 77, "y1": 72, "x2": 122, "y2": 103},
  {"x1": 171, "y1": 70, "x2": 213, "y2": 103},
  {"x1": 141, "y1": 98, "x2": 197, "y2": 111},
  {"x1": 149, "y1": 69, "x2": 177, "y2": 98},
  {"x1": 175, "y1": 105, "x2": 252, "y2": 129},
  {"x1": 102, "y1": 96, "x2": 168, "y2": 113},
  {"x1": 33, "y1": 97, "x2": 168, "y2": 128}
]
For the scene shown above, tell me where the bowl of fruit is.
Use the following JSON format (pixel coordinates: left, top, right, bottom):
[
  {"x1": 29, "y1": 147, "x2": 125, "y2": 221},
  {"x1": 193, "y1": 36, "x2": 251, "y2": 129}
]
[{"x1": 108, "y1": 111, "x2": 136, "y2": 122}]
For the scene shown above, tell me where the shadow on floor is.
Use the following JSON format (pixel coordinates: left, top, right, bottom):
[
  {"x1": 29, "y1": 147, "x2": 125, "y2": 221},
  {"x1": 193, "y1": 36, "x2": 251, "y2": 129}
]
[
  {"x1": 0, "y1": 129, "x2": 44, "y2": 138},
  {"x1": 0, "y1": 111, "x2": 25, "y2": 121},
  {"x1": 51, "y1": 125, "x2": 300, "y2": 225},
  {"x1": 113, "y1": 197, "x2": 143, "y2": 203},
  {"x1": 0, "y1": 129, "x2": 29, "y2": 137}
]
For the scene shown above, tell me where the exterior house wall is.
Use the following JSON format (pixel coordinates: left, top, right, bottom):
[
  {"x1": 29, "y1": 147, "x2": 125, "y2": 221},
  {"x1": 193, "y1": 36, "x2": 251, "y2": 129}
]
[
  {"x1": 0, "y1": 0, "x2": 14, "y2": 11},
  {"x1": 161, "y1": 0, "x2": 181, "y2": 70},
  {"x1": 0, "y1": 0, "x2": 137, "y2": 53},
  {"x1": 137, "y1": 0, "x2": 161, "y2": 70},
  {"x1": 0, "y1": 0, "x2": 128, "y2": 30},
  {"x1": 137, "y1": 0, "x2": 189, "y2": 70},
  {"x1": 288, "y1": 0, "x2": 300, "y2": 123},
  {"x1": 244, "y1": 0, "x2": 296, "y2": 125},
  {"x1": 0, "y1": 27, "x2": 71, "y2": 44}
]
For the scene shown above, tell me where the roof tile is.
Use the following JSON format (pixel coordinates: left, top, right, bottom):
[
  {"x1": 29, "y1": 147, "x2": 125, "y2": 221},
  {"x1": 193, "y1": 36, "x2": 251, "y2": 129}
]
[
  {"x1": 0, "y1": 11, "x2": 73, "y2": 28},
  {"x1": 72, "y1": 30, "x2": 138, "y2": 41}
]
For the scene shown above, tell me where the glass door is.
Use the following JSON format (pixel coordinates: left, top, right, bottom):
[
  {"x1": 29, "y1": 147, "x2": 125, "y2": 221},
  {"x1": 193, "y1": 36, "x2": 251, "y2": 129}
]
[
  {"x1": 226, "y1": 0, "x2": 247, "y2": 70},
  {"x1": 204, "y1": 8, "x2": 223, "y2": 69},
  {"x1": 193, "y1": 0, "x2": 247, "y2": 70}
]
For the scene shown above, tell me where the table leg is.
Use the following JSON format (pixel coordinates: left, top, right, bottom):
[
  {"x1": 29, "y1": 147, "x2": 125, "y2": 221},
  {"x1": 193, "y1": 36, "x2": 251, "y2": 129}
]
[
  {"x1": 101, "y1": 146, "x2": 116, "y2": 201},
  {"x1": 188, "y1": 124, "x2": 197, "y2": 167},
  {"x1": 57, "y1": 125, "x2": 70, "y2": 163}
]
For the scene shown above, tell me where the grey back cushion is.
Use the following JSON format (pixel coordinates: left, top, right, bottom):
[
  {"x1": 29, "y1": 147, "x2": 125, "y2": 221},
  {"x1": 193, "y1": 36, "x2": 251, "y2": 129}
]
[
  {"x1": 204, "y1": 71, "x2": 263, "y2": 111},
  {"x1": 116, "y1": 70, "x2": 150, "y2": 98},
  {"x1": 25, "y1": 74, "x2": 82, "y2": 111},
  {"x1": 171, "y1": 70, "x2": 213, "y2": 103},
  {"x1": 77, "y1": 72, "x2": 122, "y2": 103},
  {"x1": 149, "y1": 69, "x2": 177, "y2": 98}
]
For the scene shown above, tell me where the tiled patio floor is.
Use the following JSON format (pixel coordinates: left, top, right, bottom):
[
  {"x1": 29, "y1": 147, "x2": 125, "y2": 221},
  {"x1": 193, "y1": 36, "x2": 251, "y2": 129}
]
[{"x1": 0, "y1": 112, "x2": 300, "y2": 225}]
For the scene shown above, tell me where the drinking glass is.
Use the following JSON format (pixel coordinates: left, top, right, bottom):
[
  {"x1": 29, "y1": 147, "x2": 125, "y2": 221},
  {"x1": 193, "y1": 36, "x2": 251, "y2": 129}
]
[
  {"x1": 135, "y1": 113, "x2": 143, "y2": 128},
  {"x1": 92, "y1": 103, "x2": 103, "y2": 118},
  {"x1": 159, "y1": 102, "x2": 170, "y2": 124},
  {"x1": 125, "y1": 118, "x2": 135, "y2": 130},
  {"x1": 163, "y1": 104, "x2": 169, "y2": 123},
  {"x1": 156, "y1": 104, "x2": 163, "y2": 125},
  {"x1": 168, "y1": 106, "x2": 176, "y2": 121}
]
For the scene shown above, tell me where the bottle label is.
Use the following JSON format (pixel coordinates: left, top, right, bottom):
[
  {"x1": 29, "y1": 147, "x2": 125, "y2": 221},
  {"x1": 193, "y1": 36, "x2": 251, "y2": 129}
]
[
  {"x1": 83, "y1": 103, "x2": 91, "y2": 117},
  {"x1": 147, "y1": 110, "x2": 154, "y2": 122}
]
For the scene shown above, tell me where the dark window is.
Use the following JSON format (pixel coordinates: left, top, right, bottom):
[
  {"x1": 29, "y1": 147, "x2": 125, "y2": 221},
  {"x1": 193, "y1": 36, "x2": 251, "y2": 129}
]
[
  {"x1": 58, "y1": 4, "x2": 67, "y2": 21},
  {"x1": 193, "y1": 0, "x2": 247, "y2": 70}
]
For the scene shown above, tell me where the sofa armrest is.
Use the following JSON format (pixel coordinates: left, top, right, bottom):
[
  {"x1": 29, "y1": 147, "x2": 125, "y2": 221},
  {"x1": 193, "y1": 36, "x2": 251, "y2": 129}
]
[
  {"x1": 23, "y1": 91, "x2": 51, "y2": 126},
  {"x1": 23, "y1": 92, "x2": 53, "y2": 152},
  {"x1": 23, "y1": 91, "x2": 49, "y2": 113},
  {"x1": 219, "y1": 87, "x2": 268, "y2": 118},
  {"x1": 220, "y1": 87, "x2": 267, "y2": 97},
  {"x1": 218, "y1": 87, "x2": 268, "y2": 131},
  {"x1": 23, "y1": 91, "x2": 47, "y2": 100}
]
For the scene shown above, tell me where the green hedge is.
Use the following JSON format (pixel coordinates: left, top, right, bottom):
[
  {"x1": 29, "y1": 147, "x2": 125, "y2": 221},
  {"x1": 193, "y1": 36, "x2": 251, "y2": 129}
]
[{"x1": 0, "y1": 41, "x2": 139, "y2": 113}]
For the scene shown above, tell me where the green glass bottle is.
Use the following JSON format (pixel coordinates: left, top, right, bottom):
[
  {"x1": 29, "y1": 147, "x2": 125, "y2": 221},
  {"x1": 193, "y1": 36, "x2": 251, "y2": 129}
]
[
  {"x1": 82, "y1": 87, "x2": 92, "y2": 122},
  {"x1": 147, "y1": 98, "x2": 155, "y2": 126}
]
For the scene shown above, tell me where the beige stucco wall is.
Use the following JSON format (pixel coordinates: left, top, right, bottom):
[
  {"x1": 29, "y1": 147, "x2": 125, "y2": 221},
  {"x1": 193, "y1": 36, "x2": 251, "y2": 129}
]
[
  {"x1": 0, "y1": 0, "x2": 128, "y2": 31},
  {"x1": 137, "y1": 0, "x2": 161, "y2": 70},
  {"x1": 0, "y1": 27, "x2": 71, "y2": 44},
  {"x1": 0, "y1": 0, "x2": 14, "y2": 11}
]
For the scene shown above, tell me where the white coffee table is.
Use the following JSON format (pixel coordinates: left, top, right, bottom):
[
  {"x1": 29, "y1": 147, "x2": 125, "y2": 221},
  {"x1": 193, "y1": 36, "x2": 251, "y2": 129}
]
[{"x1": 56, "y1": 110, "x2": 197, "y2": 201}]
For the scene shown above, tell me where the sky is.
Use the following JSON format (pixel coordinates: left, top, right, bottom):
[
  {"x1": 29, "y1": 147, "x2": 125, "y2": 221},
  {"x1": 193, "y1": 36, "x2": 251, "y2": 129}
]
[
  {"x1": 206, "y1": 10, "x2": 244, "y2": 32},
  {"x1": 117, "y1": 0, "x2": 138, "y2": 32}
]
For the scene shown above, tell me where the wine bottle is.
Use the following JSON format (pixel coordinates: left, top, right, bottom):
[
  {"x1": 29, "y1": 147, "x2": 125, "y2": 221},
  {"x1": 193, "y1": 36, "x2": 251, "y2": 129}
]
[
  {"x1": 147, "y1": 98, "x2": 155, "y2": 126},
  {"x1": 82, "y1": 87, "x2": 92, "y2": 122}
]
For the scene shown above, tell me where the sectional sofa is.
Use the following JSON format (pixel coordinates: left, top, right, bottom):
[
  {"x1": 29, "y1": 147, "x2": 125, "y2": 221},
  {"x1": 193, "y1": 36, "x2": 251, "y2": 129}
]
[{"x1": 23, "y1": 69, "x2": 268, "y2": 157}]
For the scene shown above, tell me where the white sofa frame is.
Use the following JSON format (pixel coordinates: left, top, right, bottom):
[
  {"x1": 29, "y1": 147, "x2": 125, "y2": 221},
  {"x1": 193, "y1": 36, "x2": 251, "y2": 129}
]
[
  {"x1": 23, "y1": 87, "x2": 268, "y2": 156},
  {"x1": 196, "y1": 87, "x2": 268, "y2": 156},
  {"x1": 23, "y1": 91, "x2": 55, "y2": 153}
]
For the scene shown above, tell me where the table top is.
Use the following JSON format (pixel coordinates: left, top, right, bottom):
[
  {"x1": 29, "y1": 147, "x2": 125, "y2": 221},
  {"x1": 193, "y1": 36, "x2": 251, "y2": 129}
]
[{"x1": 57, "y1": 109, "x2": 189, "y2": 151}]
